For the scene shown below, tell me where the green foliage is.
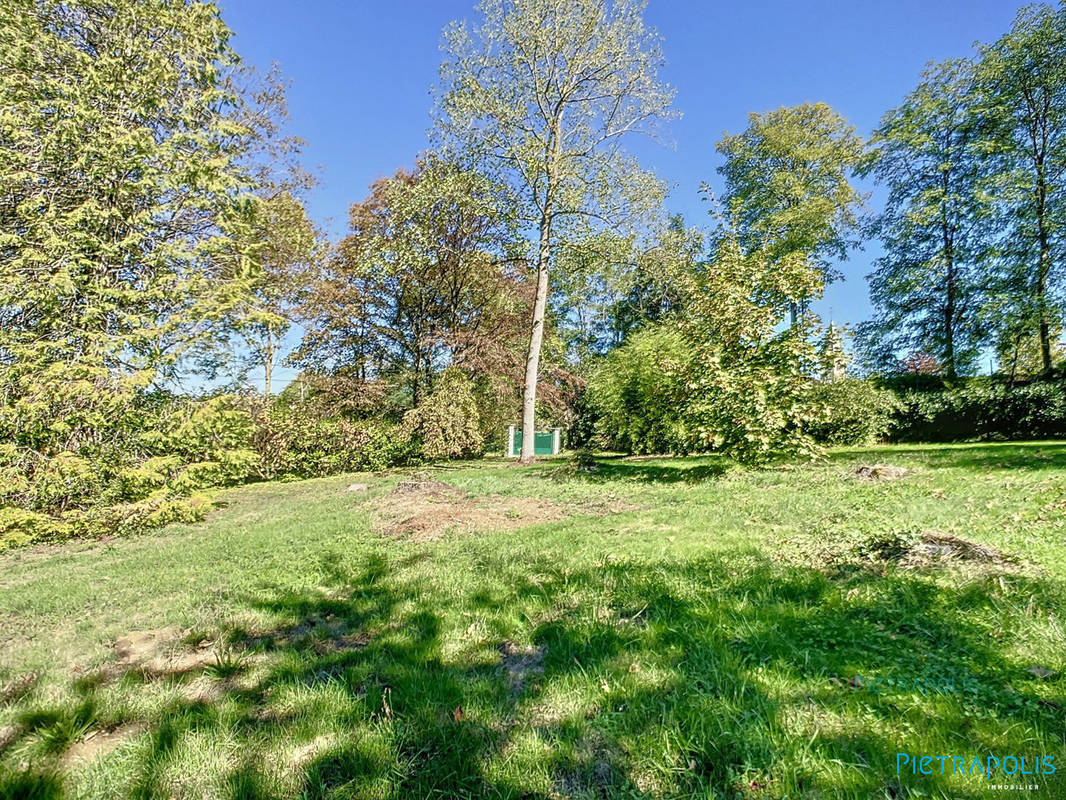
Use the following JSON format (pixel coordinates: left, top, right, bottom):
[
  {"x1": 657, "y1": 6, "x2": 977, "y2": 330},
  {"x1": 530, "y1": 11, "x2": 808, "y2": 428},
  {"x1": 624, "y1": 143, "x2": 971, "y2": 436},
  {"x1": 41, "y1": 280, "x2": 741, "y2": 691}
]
[
  {"x1": 402, "y1": 368, "x2": 483, "y2": 461},
  {"x1": 437, "y1": 0, "x2": 676, "y2": 459},
  {"x1": 147, "y1": 396, "x2": 260, "y2": 492},
  {"x1": 890, "y1": 380, "x2": 1066, "y2": 442},
  {"x1": 0, "y1": 0, "x2": 285, "y2": 547},
  {"x1": 804, "y1": 379, "x2": 900, "y2": 446},
  {"x1": 588, "y1": 325, "x2": 695, "y2": 454},
  {"x1": 252, "y1": 402, "x2": 415, "y2": 479},
  {"x1": 0, "y1": 394, "x2": 256, "y2": 548},
  {"x1": 586, "y1": 236, "x2": 830, "y2": 465},
  {"x1": 859, "y1": 59, "x2": 990, "y2": 378},
  {"x1": 717, "y1": 102, "x2": 865, "y2": 302},
  {"x1": 975, "y1": 3, "x2": 1066, "y2": 375},
  {"x1": 678, "y1": 236, "x2": 825, "y2": 464}
]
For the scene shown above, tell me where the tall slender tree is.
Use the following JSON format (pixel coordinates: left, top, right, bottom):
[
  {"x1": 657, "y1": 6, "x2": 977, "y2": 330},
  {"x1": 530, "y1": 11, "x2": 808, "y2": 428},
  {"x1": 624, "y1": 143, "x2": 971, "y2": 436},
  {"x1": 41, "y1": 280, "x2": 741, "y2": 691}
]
[
  {"x1": 436, "y1": 0, "x2": 675, "y2": 461},
  {"x1": 977, "y1": 3, "x2": 1066, "y2": 375},
  {"x1": 859, "y1": 59, "x2": 990, "y2": 378}
]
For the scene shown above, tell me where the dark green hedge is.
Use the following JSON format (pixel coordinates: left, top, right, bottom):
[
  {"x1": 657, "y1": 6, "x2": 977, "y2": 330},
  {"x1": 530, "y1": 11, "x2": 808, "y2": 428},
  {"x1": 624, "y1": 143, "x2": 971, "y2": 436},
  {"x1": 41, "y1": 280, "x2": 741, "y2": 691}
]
[{"x1": 888, "y1": 380, "x2": 1066, "y2": 442}]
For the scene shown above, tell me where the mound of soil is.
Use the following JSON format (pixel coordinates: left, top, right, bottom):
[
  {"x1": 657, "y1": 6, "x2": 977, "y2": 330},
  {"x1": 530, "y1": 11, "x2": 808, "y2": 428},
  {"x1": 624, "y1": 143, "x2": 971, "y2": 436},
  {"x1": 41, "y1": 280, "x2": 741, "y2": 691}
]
[
  {"x1": 855, "y1": 465, "x2": 909, "y2": 481},
  {"x1": 901, "y1": 531, "x2": 1012, "y2": 567},
  {"x1": 777, "y1": 529, "x2": 1023, "y2": 576},
  {"x1": 368, "y1": 479, "x2": 575, "y2": 541},
  {"x1": 854, "y1": 530, "x2": 1017, "y2": 570}
]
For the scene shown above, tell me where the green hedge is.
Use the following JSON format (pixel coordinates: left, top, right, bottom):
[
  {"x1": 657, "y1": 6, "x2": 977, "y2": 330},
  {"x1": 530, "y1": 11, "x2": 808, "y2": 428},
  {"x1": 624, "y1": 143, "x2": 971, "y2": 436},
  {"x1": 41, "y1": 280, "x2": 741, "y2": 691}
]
[
  {"x1": 804, "y1": 379, "x2": 900, "y2": 446},
  {"x1": 888, "y1": 380, "x2": 1066, "y2": 442},
  {"x1": 1, "y1": 385, "x2": 485, "y2": 549}
]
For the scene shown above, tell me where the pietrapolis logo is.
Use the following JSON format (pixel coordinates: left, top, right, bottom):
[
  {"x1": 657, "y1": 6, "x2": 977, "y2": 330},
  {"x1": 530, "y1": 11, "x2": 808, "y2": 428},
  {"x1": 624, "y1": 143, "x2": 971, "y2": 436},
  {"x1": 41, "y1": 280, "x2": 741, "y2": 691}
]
[{"x1": 896, "y1": 753, "x2": 1055, "y2": 781}]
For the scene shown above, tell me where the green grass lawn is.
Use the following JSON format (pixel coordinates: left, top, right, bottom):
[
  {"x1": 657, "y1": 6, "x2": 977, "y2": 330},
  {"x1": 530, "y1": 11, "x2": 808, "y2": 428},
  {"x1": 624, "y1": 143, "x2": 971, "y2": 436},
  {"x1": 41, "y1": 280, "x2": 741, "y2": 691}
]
[{"x1": 1, "y1": 442, "x2": 1065, "y2": 799}]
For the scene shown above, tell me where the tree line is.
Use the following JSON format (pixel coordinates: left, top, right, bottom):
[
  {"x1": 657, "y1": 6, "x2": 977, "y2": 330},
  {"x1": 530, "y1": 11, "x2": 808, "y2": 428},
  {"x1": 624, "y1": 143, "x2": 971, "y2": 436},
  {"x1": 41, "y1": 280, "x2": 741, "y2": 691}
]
[{"x1": 1, "y1": 0, "x2": 1065, "y2": 543}]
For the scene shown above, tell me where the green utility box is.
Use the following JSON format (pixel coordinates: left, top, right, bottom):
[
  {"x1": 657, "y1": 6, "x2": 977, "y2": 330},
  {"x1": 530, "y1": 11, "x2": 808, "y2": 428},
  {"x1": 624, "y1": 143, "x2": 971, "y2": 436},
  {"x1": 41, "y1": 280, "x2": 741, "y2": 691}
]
[{"x1": 507, "y1": 426, "x2": 561, "y2": 456}]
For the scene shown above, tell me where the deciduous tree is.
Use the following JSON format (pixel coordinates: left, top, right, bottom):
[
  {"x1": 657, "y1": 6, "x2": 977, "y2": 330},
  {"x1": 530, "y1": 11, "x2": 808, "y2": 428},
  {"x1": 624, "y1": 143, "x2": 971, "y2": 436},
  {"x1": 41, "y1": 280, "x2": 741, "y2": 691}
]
[
  {"x1": 436, "y1": 0, "x2": 676, "y2": 461},
  {"x1": 716, "y1": 103, "x2": 866, "y2": 325},
  {"x1": 860, "y1": 59, "x2": 991, "y2": 378},
  {"x1": 976, "y1": 3, "x2": 1066, "y2": 375},
  {"x1": 294, "y1": 160, "x2": 525, "y2": 411}
]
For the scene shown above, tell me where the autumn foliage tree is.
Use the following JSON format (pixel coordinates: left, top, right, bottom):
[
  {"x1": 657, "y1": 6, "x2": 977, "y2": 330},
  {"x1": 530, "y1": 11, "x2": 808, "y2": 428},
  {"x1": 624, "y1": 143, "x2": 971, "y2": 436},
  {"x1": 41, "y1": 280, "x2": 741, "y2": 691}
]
[{"x1": 294, "y1": 160, "x2": 530, "y2": 418}]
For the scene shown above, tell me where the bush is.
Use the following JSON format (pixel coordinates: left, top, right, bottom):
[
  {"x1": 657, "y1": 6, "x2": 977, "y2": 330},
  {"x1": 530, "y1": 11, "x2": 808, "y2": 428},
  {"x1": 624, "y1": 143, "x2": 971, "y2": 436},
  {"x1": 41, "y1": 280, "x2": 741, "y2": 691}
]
[
  {"x1": 588, "y1": 325, "x2": 695, "y2": 454},
  {"x1": 402, "y1": 368, "x2": 483, "y2": 461},
  {"x1": 889, "y1": 380, "x2": 1066, "y2": 442},
  {"x1": 805, "y1": 379, "x2": 899, "y2": 446},
  {"x1": 0, "y1": 393, "x2": 258, "y2": 549},
  {"x1": 252, "y1": 402, "x2": 416, "y2": 479}
]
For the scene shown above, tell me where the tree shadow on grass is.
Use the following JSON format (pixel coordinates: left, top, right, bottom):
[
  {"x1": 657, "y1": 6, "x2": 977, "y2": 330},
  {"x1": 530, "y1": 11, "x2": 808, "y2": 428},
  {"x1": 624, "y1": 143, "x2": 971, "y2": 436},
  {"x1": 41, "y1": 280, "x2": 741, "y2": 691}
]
[
  {"x1": 555, "y1": 456, "x2": 731, "y2": 485},
  {"x1": 2, "y1": 550, "x2": 1064, "y2": 799},
  {"x1": 827, "y1": 441, "x2": 1066, "y2": 473}
]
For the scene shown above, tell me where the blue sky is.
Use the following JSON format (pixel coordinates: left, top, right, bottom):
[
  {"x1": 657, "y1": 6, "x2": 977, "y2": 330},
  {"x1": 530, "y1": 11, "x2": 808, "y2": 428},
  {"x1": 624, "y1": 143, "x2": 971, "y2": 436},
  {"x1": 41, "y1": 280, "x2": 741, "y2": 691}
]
[{"x1": 217, "y1": 0, "x2": 1028, "y2": 386}]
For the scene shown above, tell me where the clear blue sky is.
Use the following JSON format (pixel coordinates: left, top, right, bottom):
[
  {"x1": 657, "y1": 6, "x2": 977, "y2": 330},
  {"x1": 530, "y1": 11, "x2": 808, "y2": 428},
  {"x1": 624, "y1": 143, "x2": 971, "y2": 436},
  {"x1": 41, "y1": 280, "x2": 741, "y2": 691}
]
[{"x1": 217, "y1": 0, "x2": 1028, "y2": 386}]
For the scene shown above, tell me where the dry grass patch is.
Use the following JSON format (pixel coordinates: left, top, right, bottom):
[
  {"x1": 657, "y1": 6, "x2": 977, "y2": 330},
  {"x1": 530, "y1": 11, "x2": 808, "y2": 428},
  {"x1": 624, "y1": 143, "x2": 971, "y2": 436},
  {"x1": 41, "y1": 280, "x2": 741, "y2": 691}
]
[{"x1": 367, "y1": 479, "x2": 581, "y2": 541}]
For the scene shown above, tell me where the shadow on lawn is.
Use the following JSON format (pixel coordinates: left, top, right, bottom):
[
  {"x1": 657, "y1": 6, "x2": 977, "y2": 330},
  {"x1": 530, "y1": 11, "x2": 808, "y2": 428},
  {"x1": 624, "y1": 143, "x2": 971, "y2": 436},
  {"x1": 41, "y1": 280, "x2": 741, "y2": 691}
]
[
  {"x1": 829, "y1": 441, "x2": 1066, "y2": 473},
  {"x1": 558, "y1": 456, "x2": 730, "y2": 485},
  {"x1": 3, "y1": 551, "x2": 1064, "y2": 799}
]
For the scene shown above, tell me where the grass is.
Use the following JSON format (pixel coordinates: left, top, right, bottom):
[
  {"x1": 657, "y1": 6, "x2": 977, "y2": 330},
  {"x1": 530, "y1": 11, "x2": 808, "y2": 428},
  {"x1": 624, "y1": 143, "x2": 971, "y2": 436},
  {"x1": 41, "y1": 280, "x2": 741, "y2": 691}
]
[{"x1": 0, "y1": 441, "x2": 1064, "y2": 799}]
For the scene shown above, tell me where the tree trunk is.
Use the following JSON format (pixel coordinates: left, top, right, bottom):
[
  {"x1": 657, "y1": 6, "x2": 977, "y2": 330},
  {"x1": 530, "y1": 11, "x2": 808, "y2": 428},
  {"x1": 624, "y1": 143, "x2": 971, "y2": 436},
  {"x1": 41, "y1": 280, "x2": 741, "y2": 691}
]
[
  {"x1": 1035, "y1": 159, "x2": 1052, "y2": 375},
  {"x1": 941, "y1": 168, "x2": 957, "y2": 380},
  {"x1": 412, "y1": 348, "x2": 422, "y2": 407},
  {"x1": 520, "y1": 211, "x2": 551, "y2": 463},
  {"x1": 263, "y1": 331, "x2": 275, "y2": 397}
]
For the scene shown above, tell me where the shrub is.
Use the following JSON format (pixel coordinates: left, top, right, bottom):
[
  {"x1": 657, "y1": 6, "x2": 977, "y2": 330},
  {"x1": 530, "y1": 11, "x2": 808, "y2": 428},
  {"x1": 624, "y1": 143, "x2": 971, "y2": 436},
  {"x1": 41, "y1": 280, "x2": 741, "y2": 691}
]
[
  {"x1": 588, "y1": 325, "x2": 695, "y2": 454},
  {"x1": 805, "y1": 379, "x2": 900, "y2": 446},
  {"x1": 252, "y1": 403, "x2": 416, "y2": 479},
  {"x1": 0, "y1": 393, "x2": 258, "y2": 549},
  {"x1": 402, "y1": 368, "x2": 483, "y2": 461},
  {"x1": 889, "y1": 380, "x2": 1066, "y2": 442}
]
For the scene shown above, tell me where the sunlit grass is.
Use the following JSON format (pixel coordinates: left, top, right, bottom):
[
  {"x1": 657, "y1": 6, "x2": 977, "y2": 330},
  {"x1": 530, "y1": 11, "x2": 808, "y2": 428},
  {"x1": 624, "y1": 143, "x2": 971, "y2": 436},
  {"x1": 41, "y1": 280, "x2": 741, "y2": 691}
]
[{"x1": 1, "y1": 442, "x2": 1064, "y2": 798}]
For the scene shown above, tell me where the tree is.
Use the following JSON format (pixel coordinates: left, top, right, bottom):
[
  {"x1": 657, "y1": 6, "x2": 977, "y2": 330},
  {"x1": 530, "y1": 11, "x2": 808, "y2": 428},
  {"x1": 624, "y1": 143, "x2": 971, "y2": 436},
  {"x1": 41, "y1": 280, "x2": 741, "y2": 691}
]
[
  {"x1": 240, "y1": 191, "x2": 319, "y2": 397},
  {"x1": 860, "y1": 59, "x2": 990, "y2": 378},
  {"x1": 436, "y1": 0, "x2": 676, "y2": 461},
  {"x1": 977, "y1": 4, "x2": 1066, "y2": 375},
  {"x1": 294, "y1": 160, "x2": 524, "y2": 410},
  {"x1": 678, "y1": 232, "x2": 825, "y2": 464},
  {"x1": 606, "y1": 216, "x2": 698, "y2": 344},
  {"x1": 229, "y1": 65, "x2": 320, "y2": 397},
  {"x1": 0, "y1": 0, "x2": 286, "y2": 537},
  {"x1": 818, "y1": 322, "x2": 849, "y2": 381},
  {"x1": 716, "y1": 103, "x2": 866, "y2": 324}
]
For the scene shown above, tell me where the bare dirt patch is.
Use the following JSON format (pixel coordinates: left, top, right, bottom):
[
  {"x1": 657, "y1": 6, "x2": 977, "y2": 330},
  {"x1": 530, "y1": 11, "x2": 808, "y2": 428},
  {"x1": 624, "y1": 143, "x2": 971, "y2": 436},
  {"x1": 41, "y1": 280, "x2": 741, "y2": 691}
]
[
  {"x1": 62, "y1": 722, "x2": 147, "y2": 767},
  {"x1": 0, "y1": 723, "x2": 19, "y2": 752},
  {"x1": 499, "y1": 640, "x2": 545, "y2": 697},
  {"x1": 111, "y1": 626, "x2": 244, "y2": 678},
  {"x1": 368, "y1": 479, "x2": 577, "y2": 541},
  {"x1": 0, "y1": 671, "x2": 36, "y2": 705},
  {"x1": 777, "y1": 529, "x2": 1024, "y2": 575},
  {"x1": 854, "y1": 464, "x2": 909, "y2": 481},
  {"x1": 900, "y1": 531, "x2": 1013, "y2": 567}
]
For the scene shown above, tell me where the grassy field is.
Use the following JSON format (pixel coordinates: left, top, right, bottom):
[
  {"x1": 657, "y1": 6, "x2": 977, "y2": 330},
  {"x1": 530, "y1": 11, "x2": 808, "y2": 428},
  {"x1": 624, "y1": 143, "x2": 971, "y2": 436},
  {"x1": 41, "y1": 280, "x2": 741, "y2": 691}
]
[{"x1": 1, "y1": 442, "x2": 1064, "y2": 800}]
